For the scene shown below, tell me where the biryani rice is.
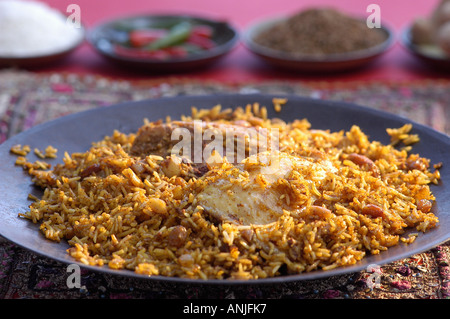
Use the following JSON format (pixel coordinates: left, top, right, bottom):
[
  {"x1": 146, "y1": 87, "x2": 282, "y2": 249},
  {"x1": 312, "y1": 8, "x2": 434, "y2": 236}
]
[{"x1": 14, "y1": 102, "x2": 441, "y2": 280}]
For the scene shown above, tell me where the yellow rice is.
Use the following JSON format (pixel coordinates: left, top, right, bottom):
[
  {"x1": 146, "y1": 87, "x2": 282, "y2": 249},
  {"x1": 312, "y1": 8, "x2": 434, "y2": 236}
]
[{"x1": 12, "y1": 102, "x2": 442, "y2": 280}]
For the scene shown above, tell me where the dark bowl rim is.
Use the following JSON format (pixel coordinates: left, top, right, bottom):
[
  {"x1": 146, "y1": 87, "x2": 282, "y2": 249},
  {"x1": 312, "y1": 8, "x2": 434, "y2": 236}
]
[
  {"x1": 86, "y1": 13, "x2": 240, "y2": 65},
  {"x1": 242, "y1": 14, "x2": 395, "y2": 63},
  {"x1": 399, "y1": 24, "x2": 450, "y2": 62}
]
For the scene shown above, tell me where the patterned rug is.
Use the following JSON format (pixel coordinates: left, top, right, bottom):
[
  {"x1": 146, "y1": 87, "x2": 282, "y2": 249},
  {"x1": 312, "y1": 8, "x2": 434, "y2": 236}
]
[{"x1": 0, "y1": 69, "x2": 449, "y2": 299}]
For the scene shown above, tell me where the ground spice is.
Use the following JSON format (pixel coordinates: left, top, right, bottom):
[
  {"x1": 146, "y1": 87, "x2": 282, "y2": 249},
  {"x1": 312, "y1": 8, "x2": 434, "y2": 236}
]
[{"x1": 254, "y1": 8, "x2": 386, "y2": 56}]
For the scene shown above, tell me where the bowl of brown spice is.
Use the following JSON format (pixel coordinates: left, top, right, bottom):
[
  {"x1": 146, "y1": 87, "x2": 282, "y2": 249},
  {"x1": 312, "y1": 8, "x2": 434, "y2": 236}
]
[{"x1": 243, "y1": 8, "x2": 394, "y2": 73}]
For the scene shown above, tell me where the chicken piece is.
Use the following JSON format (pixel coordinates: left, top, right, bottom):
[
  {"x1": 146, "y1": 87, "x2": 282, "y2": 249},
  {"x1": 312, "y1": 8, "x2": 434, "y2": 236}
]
[
  {"x1": 130, "y1": 120, "x2": 273, "y2": 164},
  {"x1": 195, "y1": 151, "x2": 337, "y2": 226},
  {"x1": 130, "y1": 121, "x2": 177, "y2": 158}
]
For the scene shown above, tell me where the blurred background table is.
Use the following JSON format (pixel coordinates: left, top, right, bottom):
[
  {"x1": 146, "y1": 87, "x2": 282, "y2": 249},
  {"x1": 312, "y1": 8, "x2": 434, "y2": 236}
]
[{"x1": 33, "y1": 0, "x2": 450, "y2": 83}]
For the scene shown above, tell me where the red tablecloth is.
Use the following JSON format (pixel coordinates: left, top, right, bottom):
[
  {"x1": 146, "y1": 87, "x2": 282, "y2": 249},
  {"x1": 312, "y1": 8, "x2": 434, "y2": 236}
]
[{"x1": 36, "y1": 0, "x2": 449, "y2": 83}]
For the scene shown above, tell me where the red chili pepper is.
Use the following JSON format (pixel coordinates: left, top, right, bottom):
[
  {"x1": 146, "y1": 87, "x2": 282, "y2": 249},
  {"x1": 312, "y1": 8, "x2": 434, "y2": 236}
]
[
  {"x1": 113, "y1": 44, "x2": 170, "y2": 60},
  {"x1": 191, "y1": 25, "x2": 213, "y2": 38},
  {"x1": 163, "y1": 46, "x2": 188, "y2": 58},
  {"x1": 128, "y1": 29, "x2": 168, "y2": 47},
  {"x1": 186, "y1": 33, "x2": 215, "y2": 50}
]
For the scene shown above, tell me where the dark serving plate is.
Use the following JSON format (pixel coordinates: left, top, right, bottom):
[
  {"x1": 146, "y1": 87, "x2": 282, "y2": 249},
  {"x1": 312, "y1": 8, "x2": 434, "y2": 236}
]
[
  {"x1": 242, "y1": 15, "x2": 394, "y2": 73},
  {"x1": 0, "y1": 94, "x2": 449, "y2": 285},
  {"x1": 87, "y1": 14, "x2": 239, "y2": 72},
  {"x1": 400, "y1": 25, "x2": 450, "y2": 72}
]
